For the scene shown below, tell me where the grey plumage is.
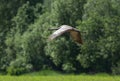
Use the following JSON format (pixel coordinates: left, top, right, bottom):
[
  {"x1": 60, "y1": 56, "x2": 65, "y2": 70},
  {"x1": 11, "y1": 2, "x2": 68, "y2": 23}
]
[{"x1": 48, "y1": 25, "x2": 83, "y2": 44}]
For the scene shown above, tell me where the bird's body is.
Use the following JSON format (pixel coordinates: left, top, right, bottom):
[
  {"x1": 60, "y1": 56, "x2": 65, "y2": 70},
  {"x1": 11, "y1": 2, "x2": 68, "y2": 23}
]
[{"x1": 48, "y1": 25, "x2": 83, "y2": 44}]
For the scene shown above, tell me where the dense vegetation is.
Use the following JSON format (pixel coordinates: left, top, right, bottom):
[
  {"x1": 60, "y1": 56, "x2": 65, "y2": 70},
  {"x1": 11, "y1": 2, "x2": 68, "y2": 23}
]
[
  {"x1": 0, "y1": 72, "x2": 120, "y2": 81},
  {"x1": 0, "y1": 0, "x2": 120, "y2": 75}
]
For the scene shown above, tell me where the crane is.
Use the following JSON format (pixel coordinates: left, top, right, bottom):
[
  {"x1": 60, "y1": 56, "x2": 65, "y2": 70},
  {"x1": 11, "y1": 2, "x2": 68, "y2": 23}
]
[{"x1": 48, "y1": 25, "x2": 83, "y2": 44}]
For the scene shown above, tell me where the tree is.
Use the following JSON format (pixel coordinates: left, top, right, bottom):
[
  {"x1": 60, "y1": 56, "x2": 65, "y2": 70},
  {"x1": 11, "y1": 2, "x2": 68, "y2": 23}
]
[
  {"x1": 4, "y1": 1, "x2": 44, "y2": 74},
  {"x1": 77, "y1": 0, "x2": 120, "y2": 73},
  {"x1": 45, "y1": 0, "x2": 86, "y2": 73},
  {"x1": 0, "y1": 0, "x2": 25, "y2": 71},
  {"x1": 0, "y1": 0, "x2": 43, "y2": 72}
]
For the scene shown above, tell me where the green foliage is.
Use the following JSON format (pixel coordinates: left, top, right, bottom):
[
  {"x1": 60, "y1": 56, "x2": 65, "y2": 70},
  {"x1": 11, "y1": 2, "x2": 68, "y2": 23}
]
[
  {"x1": 45, "y1": 0, "x2": 86, "y2": 73},
  {"x1": 0, "y1": 74, "x2": 120, "y2": 81},
  {"x1": 7, "y1": 58, "x2": 32, "y2": 75},
  {"x1": 62, "y1": 62, "x2": 76, "y2": 73},
  {"x1": 23, "y1": 69, "x2": 62, "y2": 76},
  {"x1": 0, "y1": 0, "x2": 120, "y2": 75},
  {"x1": 77, "y1": 0, "x2": 120, "y2": 73},
  {"x1": 112, "y1": 60, "x2": 120, "y2": 75},
  {"x1": 4, "y1": 1, "x2": 45, "y2": 74},
  {"x1": 45, "y1": 38, "x2": 80, "y2": 72},
  {"x1": 0, "y1": 0, "x2": 22, "y2": 70},
  {"x1": 51, "y1": 0, "x2": 86, "y2": 26}
]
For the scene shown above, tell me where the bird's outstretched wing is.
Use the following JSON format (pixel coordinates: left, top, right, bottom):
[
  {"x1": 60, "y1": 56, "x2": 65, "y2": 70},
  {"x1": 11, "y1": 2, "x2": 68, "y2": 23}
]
[
  {"x1": 48, "y1": 25, "x2": 73, "y2": 40},
  {"x1": 70, "y1": 30, "x2": 83, "y2": 44},
  {"x1": 48, "y1": 25, "x2": 83, "y2": 44}
]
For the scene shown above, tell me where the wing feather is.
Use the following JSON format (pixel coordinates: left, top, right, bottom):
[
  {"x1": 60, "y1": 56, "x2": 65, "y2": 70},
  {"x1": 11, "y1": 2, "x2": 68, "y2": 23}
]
[
  {"x1": 48, "y1": 25, "x2": 73, "y2": 40},
  {"x1": 70, "y1": 30, "x2": 83, "y2": 44},
  {"x1": 48, "y1": 25, "x2": 83, "y2": 44}
]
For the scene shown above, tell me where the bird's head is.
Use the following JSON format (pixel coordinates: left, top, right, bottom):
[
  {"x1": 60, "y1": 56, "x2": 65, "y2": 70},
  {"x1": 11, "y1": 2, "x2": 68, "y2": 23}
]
[{"x1": 48, "y1": 27, "x2": 60, "y2": 30}]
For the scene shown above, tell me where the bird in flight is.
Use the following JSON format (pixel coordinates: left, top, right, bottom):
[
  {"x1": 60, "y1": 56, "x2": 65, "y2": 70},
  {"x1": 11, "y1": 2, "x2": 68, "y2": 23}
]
[{"x1": 48, "y1": 25, "x2": 83, "y2": 44}]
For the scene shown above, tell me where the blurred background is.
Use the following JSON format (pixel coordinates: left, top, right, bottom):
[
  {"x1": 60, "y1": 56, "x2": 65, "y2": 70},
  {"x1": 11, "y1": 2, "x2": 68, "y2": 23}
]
[{"x1": 0, "y1": 0, "x2": 120, "y2": 75}]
